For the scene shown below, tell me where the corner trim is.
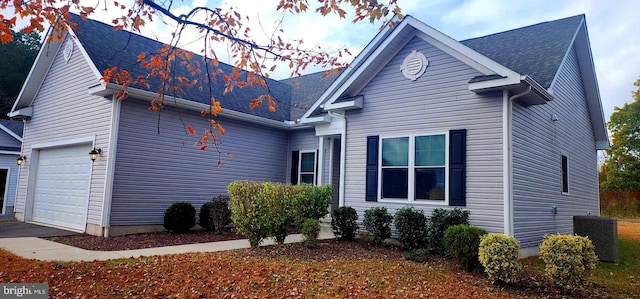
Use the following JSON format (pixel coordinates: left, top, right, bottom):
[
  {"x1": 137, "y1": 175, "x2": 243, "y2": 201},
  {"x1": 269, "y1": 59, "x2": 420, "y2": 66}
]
[{"x1": 100, "y1": 95, "x2": 121, "y2": 236}]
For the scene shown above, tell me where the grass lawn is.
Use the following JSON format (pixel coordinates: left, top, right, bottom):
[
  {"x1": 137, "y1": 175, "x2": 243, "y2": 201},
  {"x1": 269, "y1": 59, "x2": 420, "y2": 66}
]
[
  {"x1": 0, "y1": 221, "x2": 638, "y2": 298},
  {"x1": 522, "y1": 219, "x2": 640, "y2": 298}
]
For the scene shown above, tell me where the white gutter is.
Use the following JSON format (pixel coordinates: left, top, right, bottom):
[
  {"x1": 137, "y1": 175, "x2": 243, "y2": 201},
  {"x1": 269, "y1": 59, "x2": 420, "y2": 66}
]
[
  {"x1": 328, "y1": 111, "x2": 347, "y2": 207},
  {"x1": 88, "y1": 83, "x2": 312, "y2": 130},
  {"x1": 503, "y1": 86, "x2": 531, "y2": 236}
]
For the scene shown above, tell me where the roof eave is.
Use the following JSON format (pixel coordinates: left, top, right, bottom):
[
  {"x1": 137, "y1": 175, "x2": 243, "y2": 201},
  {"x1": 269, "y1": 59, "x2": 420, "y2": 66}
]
[
  {"x1": 91, "y1": 83, "x2": 310, "y2": 130},
  {"x1": 469, "y1": 75, "x2": 553, "y2": 105}
]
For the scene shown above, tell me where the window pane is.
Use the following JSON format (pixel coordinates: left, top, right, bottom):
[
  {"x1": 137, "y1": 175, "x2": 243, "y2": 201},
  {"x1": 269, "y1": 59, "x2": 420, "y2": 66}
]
[
  {"x1": 301, "y1": 152, "x2": 315, "y2": 172},
  {"x1": 382, "y1": 168, "x2": 408, "y2": 198},
  {"x1": 301, "y1": 174, "x2": 315, "y2": 184},
  {"x1": 415, "y1": 135, "x2": 445, "y2": 167},
  {"x1": 415, "y1": 168, "x2": 445, "y2": 200},
  {"x1": 382, "y1": 137, "x2": 409, "y2": 166}
]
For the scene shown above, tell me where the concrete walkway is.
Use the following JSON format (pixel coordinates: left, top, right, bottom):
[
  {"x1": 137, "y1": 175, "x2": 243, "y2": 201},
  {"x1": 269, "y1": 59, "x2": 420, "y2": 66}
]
[{"x1": 0, "y1": 225, "x2": 335, "y2": 262}]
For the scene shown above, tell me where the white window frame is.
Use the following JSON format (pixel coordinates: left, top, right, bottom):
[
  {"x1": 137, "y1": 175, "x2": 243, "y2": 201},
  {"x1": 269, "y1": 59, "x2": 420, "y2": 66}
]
[
  {"x1": 298, "y1": 150, "x2": 317, "y2": 185},
  {"x1": 378, "y1": 132, "x2": 449, "y2": 205},
  {"x1": 561, "y1": 152, "x2": 570, "y2": 195}
]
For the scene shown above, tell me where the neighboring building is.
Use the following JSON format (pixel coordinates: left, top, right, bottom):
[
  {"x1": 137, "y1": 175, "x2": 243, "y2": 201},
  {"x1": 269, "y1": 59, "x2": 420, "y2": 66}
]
[
  {"x1": 0, "y1": 119, "x2": 23, "y2": 215},
  {"x1": 10, "y1": 14, "x2": 607, "y2": 256}
]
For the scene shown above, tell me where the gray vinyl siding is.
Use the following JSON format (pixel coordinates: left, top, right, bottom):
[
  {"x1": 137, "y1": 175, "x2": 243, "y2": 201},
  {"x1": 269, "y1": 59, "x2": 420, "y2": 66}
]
[
  {"x1": 285, "y1": 129, "x2": 318, "y2": 184},
  {"x1": 0, "y1": 154, "x2": 19, "y2": 213},
  {"x1": 343, "y1": 36, "x2": 505, "y2": 233},
  {"x1": 110, "y1": 100, "x2": 288, "y2": 225},
  {"x1": 14, "y1": 36, "x2": 112, "y2": 226},
  {"x1": 512, "y1": 45, "x2": 599, "y2": 248},
  {"x1": 0, "y1": 131, "x2": 21, "y2": 148}
]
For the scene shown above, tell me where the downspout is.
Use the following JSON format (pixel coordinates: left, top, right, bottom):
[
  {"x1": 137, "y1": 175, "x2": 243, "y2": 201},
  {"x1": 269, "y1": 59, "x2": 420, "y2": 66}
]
[
  {"x1": 100, "y1": 95, "x2": 121, "y2": 237},
  {"x1": 328, "y1": 111, "x2": 347, "y2": 207},
  {"x1": 504, "y1": 86, "x2": 531, "y2": 236}
]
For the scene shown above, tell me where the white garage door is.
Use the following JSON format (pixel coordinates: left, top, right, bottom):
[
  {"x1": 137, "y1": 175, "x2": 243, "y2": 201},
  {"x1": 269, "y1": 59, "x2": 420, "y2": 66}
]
[{"x1": 32, "y1": 144, "x2": 92, "y2": 231}]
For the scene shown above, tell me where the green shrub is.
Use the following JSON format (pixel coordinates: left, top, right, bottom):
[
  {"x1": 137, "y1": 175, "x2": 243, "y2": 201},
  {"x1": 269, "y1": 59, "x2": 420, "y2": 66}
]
[
  {"x1": 163, "y1": 202, "x2": 196, "y2": 233},
  {"x1": 199, "y1": 195, "x2": 231, "y2": 232},
  {"x1": 228, "y1": 181, "x2": 269, "y2": 247},
  {"x1": 294, "y1": 184, "x2": 332, "y2": 225},
  {"x1": 478, "y1": 233, "x2": 521, "y2": 284},
  {"x1": 539, "y1": 234, "x2": 598, "y2": 292},
  {"x1": 301, "y1": 218, "x2": 321, "y2": 247},
  {"x1": 331, "y1": 206, "x2": 359, "y2": 240},
  {"x1": 404, "y1": 248, "x2": 430, "y2": 263},
  {"x1": 260, "y1": 182, "x2": 298, "y2": 244},
  {"x1": 443, "y1": 225, "x2": 488, "y2": 272},
  {"x1": 428, "y1": 208, "x2": 470, "y2": 254},
  {"x1": 394, "y1": 207, "x2": 429, "y2": 250},
  {"x1": 363, "y1": 207, "x2": 393, "y2": 245}
]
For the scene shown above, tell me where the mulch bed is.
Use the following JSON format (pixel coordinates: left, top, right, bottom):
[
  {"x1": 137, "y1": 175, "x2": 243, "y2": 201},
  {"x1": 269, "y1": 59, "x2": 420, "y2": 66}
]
[{"x1": 43, "y1": 229, "x2": 245, "y2": 251}]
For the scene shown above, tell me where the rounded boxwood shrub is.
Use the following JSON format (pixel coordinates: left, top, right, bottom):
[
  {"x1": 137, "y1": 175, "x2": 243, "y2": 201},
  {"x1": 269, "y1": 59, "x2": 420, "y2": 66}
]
[
  {"x1": 301, "y1": 218, "x2": 321, "y2": 247},
  {"x1": 199, "y1": 195, "x2": 231, "y2": 232},
  {"x1": 363, "y1": 207, "x2": 393, "y2": 245},
  {"x1": 163, "y1": 202, "x2": 196, "y2": 233},
  {"x1": 331, "y1": 206, "x2": 359, "y2": 241},
  {"x1": 427, "y1": 208, "x2": 470, "y2": 255},
  {"x1": 394, "y1": 207, "x2": 428, "y2": 250},
  {"x1": 479, "y1": 233, "x2": 521, "y2": 284},
  {"x1": 539, "y1": 234, "x2": 598, "y2": 292},
  {"x1": 443, "y1": 224, "x2": 488, "y2": 272}
]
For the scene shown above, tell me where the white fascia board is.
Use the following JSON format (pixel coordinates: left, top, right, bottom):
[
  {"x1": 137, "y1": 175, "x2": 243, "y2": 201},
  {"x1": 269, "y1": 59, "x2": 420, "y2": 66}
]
[
  {"x1": 468, "y1": 76, "x2": 521, "y2": 92},
  {"x1": 299, "y1": 16, "x2": 400, "y2": 122},
  {"x1": 0, "y1": 124, "x2": 23, "y2": 142},
  {"x1": 91, "y1": 84, "x2": 300, "y2": 130},
  {"x1": 323, "y1": 96, "x2": 364, "y2": 111},
  {"x1": 66, "y1": 24, "x2": 104, "y2": 81},
  {"x1": 299, "y1": 115, "x2": 332, "y2": 124},
  {"x1": 0, "y1": 150, "x2": 20, "y2": 155},
  {"x1": 8, "y1": 107, "x2": 33, "y2": 119}
]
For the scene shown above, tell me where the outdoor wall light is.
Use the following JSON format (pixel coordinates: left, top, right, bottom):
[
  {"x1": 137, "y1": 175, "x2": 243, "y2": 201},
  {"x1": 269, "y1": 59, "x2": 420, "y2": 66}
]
[
  {"x1": 89, "y1": 148, "x2": 102, "y2": 162},
  {"x1": 16, "y1": 156, "x2": 25, "y2": 166}
]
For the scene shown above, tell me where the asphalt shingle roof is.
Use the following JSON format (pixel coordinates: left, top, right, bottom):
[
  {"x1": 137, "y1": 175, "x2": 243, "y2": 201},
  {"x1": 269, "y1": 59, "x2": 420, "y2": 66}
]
[
  {"x1": 462, "y1": 15, "x2": 584, "y2": 89},
  {"x1": 0, "y1": 119, "x2": 23, "y2": 138},
  {"x1": 280, "y1": 70, "x2": 341, "y2": 120},
  {"x1": 71, "y1": 14, "x2": 292, "y2": 121},
  {"x1": 70, "y1": 14, "x2": 583, "y2": 122}
]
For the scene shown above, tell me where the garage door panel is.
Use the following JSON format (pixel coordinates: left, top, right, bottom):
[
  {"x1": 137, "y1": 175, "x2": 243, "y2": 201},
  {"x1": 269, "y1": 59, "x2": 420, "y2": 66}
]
[{"x1": 32, "y1": 144, "x2": 92, "y2": 231}]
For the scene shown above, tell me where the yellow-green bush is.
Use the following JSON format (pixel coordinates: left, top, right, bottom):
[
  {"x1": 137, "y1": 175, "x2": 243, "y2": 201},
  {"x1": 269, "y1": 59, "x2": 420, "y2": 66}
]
[
  {"x1": 228, "y1": 181, "x2": 332, "y2": 247},
  {"x1": 478, "y1": 233, "x2": 521, "y2": 284},
  {"x1": 539, "y1": 234, "x2": 598, "y2": 291},
  {"x1": 228, "y1": 181, "x2": 269, "y2": 247}
]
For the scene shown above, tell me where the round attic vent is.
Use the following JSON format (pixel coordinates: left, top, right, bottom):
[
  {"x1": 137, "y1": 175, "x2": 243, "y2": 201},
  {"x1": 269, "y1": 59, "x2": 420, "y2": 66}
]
[
  {"x1": 400, "y1": 50, "x2": 428, "y2": 81},
  {"x1": 63, "y1": 40, "x2": 74, "y2": 62}
]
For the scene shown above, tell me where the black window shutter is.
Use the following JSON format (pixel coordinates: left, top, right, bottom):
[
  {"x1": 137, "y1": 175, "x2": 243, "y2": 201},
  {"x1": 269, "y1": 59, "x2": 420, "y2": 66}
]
[
  {"x1": 291, "y1": 150, "x2": 299, "y2": 185},
  {"x1": 315, "y1": 149, "x2": 319, "y2": 185},
  {"x1": 449, "y1": 129, "x2": 466, "y2": 206},
  {"x1": 366, "y1": 136, "x2": 379, "y2": 202}
]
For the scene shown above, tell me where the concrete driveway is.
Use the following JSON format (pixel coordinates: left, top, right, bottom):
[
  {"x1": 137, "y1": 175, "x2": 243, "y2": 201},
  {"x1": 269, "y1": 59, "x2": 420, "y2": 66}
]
[{"x1": 0, "y1": 220, "x2": 79, "y2": 238}]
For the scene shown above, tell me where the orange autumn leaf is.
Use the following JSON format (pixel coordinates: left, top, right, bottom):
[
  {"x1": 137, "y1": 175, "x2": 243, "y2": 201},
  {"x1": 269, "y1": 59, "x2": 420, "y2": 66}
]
[{"x1": 186, "y1": 125, "x2": 196, "y2": 136}]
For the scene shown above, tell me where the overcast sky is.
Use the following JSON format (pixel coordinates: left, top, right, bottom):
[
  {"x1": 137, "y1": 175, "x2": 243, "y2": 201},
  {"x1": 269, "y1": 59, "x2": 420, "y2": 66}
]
[{"x1": 2, "y1": 0, "x2": 638, "y2": 121}]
